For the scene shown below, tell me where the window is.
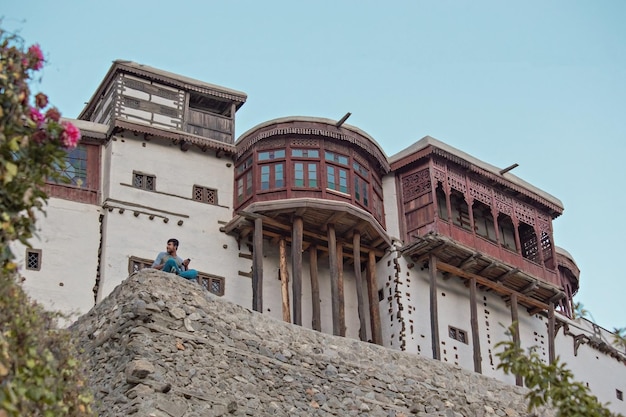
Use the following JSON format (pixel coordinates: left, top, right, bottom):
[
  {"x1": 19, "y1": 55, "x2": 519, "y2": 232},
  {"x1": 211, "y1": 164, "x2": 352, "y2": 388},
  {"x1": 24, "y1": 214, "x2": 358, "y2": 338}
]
[
  {"x1": 53, "y1": 145, "x2": 88, "y2": 187},
  {"x1": 258, "y1": 149, "x2": 285, "y2": 161},
  {"x1": 193, "y1": 185, "x2": 217, "y2": 205},
  {"x1": 354, "y1": 175, "x2": 369, "y2": 207},
  {"x1": 617, "y1": 389, "x2": 623, "y2": 401},
  {"x1": 25, "y1": 249, "x2": 42, "y2": 271},
  {"x1": 235, "y1": 156, "x2": 253, "y2": 204},
  {"x1": 326, "y1": 165, "x2": 348, "y2": 194},
  {"x1": 473, "y1": 201, "x2": 496, "y2": 241},
  {"x1": 129, "y1": 256, "x2": 154, "y2": 274},
  {"x1": 325, "y1": 151, "x2": 349, "y2": 166},
  {"x1": 498, "y1": 214, "x2": 518, "y2": 251},
  {"x1": 353, "y1": 160, "x2": 369, "y2": 178},
  {"x1": 291, "y1": 149, "x2": 319, "y2": 158},
  {"x1": 133, "y1": 171, "x2": 155, "y2": 191},
  {"x1": 260, "y1": 163, "x2": 284, "y2": 190},
  {"x1": 198, "y1": 274, "x2": 225, "y2": 296},
  {"x1": 436, "y1": 183, "x2": 448, "y2": 221},
  {"x1": 519, "y1": 222, "x2": 539, "y2": 263},
  {"x1": 450, "y1": 190, "x2": 470, "y2": 230},
  {"x1": 294, "y1": 162, "x2": 318, "y2": 188},
  {"x1": 448, "y1": 326, "x2": 468, "y2": 344}
]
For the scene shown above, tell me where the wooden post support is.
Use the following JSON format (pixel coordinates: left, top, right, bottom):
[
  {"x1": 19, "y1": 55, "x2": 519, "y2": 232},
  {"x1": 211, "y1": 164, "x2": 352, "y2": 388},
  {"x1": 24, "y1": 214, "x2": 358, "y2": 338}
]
[
  {"x1": 327, "y1": 224, "x2": 341, "y2": 336},
  {"x1": 252, "y1": 217, "x2": 263, "y2": 313},
  {"x1": 367, "y1": 250, "x2": 382, "y2": 345},
  {"x1": 510, "y1": 292, "x2": 523, "y2": 386},
  {"x1": 279, "y1": 238, "x2": 291, "y2": 323},
  {"x1": 337, "y1": 241, "x2": 346, "y2": 337},
  {"x1": 353, "y1": 232, "x2": 367, "y2": 341},
  {"x1": 429, "y1": 254, "x2": 441, "y2": 360},
  {"x1": 548, "y1": 301, "x2": 556, "y2": 364},
  {"x1": 470, "y1": 276, "x2": 482, "y2": 373},
  {"x1": 309, "y1": 245, "x2": 321, "y2": 331},
  {"x1": 291, "y1": 216, "x2": 303, "y2": 326}
]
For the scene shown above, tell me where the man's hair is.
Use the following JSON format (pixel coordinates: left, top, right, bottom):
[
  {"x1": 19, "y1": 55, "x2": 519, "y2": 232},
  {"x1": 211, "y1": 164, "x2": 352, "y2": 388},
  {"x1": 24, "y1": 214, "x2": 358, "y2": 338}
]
[{"x1": 167, "y1": 238, "x2": 179, "y2": 249}]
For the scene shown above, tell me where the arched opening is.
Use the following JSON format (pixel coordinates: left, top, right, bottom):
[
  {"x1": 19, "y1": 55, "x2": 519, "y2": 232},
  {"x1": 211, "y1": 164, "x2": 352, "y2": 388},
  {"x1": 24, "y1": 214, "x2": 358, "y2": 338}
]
[
  {"x1": 497, "y1": 213, "x2": 517, "y2": 252},
  {"x1": 450, "y1": 190, "x2": 470, "y2": 230},
  {"x1": 519, "y1": 222, "x2": 539, "y2": 263},
  {"x1": 436, "y1": 182, "x2": 448, "y2": 221},
  {"x1": 472, "y1": 200, "x2": 496, "y2": 241}
]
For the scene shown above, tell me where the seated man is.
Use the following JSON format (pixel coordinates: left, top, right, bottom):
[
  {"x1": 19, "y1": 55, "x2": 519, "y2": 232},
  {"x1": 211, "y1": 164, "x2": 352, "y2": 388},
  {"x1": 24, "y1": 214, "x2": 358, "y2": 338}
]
[{"x1": 152, "y1": 238, "x2": 198, "y2": 281}]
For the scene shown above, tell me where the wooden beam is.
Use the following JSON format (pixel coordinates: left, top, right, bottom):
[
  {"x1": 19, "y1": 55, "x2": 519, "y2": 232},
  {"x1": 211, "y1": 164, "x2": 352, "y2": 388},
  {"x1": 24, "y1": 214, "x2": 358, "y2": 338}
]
[
  {"x1": 520, "y1": 280, "x2": 538, "y2": 294},
  {"x1": 470, "y1": 276, "x2": 482, "y2": 373},
  {"x1": 548, "y1": 302, "x2": 556, "y2": 364},
  {"x1": 279, "y1": 238, "x2": 291, "y2": 323},
  {"x1": 292, "y1": 216, "x2": 303, "y2": 326},
  {"x1": 252, "y1": 218, "x2": 263, "y2": 313},
  {"x1": 337, "y1": 241, "x2": 345, "y2": 337},
  {"x1": 367, "y1": 250, "x2": 382, "y2": 345},
  {"x1": 430, "y1": 254, "x2": 441, "y2": 360},
  {"x1": 510, "y1": 293, "x2": 523, "y2": 386},
  {"x1": 328, "y1": 224, "x2": 341, "y2": 336},
  {"x1": 460, "y1": 253, "x2": 480, "y2": 269},
  {"x1": 353, "y1": 232, "x2": 367, "y2": 341},
  {"x1": 495, "y1": 268, "x2": 520, "y2": 283},
  {"x1": 323, "y1": 212, "x2": 347, "y2": 231},
  {"x1": 435, "y1": 262, "x2": 551, "y2": 312},
  {"x1": 309, "y1": 246, "x2": 321, "y2": 331}
]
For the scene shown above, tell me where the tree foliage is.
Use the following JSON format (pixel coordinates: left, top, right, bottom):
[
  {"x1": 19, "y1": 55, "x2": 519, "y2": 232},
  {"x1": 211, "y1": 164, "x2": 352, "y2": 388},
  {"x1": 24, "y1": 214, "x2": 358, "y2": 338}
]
[
  {"x1": 496, "y1": 326, "x2": 623, "y2": 417},
  {"x1": 0, "y1": 26, "x2": 92, "y2": 416}
]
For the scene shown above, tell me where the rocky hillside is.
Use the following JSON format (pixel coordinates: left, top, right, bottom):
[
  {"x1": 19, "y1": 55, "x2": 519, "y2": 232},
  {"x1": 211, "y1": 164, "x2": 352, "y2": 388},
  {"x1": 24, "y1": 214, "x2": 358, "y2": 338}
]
[{"x1": 70, "y1": 269, "x2": 551, "y2": 417}]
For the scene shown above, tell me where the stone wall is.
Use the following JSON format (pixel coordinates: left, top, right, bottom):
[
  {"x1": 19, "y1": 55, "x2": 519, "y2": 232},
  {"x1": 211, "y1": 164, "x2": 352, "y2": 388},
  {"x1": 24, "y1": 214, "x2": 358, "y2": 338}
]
[{"x1": 70, "y1": 270, "x2": 553, "y2": 417}]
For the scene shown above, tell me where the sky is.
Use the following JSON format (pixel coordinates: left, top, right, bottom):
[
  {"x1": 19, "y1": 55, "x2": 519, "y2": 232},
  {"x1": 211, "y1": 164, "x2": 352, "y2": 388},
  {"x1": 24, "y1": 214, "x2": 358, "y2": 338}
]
[{"x1": 4, "y1": 1, "x2": 626, "y2": 331}]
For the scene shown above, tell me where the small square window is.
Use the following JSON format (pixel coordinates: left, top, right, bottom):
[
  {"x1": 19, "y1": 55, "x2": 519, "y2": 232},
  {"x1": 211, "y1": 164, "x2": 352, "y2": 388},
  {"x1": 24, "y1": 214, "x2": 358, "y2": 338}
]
[
  {"x1": 26, "y1": 249, "x2": 42, "y2": 271},
  {"x1": 448, "y1": 325, "x2": 468, "y2": 344},
  {"x1": 133, "y1": 171, "x2": 156, "y2": 191},
  {"x1": 199, "y1": 274, "x2": 225, "y2": 296},
  {"x1": 617, "y1": 389, "x2": 623, "y2": 401},
  {"x1": 193, "y1": 185, "x2": 218, "y2": 205}
]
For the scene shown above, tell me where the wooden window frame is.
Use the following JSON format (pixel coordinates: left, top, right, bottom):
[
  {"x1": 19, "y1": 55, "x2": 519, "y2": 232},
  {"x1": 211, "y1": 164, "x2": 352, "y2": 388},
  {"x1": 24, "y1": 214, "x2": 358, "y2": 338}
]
[
  {"x1": 448, "y1": 325, "x2": 468, "y2": 344},
  {"x1": 25, "y1": 248, "x2": 42, "y2": 271},
  {"x1": 193, "y1": 185, "x2": 218, "y2": 205},
  {"x1": 129, "y1": 256, "x2": 154, "y2": 274},
  {"x1": 259, "y1": 162, "x2": 285, "y2": 191},
  {"x1": 133, "y1": 171, "x2": 156, "y2": 191},
  {"x1": 198, "y1": 274, "x2": 225, "y2": 296},
  {"x1": 293, "y1": 161, "x2": 319, "y2": 189},
  {"x1": 326, "y1": 165, "x2": 349, "y2": 194}
]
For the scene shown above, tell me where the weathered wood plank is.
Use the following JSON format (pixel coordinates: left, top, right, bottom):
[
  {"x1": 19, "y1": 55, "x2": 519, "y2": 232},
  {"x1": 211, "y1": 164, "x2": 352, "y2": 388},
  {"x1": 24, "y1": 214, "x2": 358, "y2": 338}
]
[
  {"x1": 367, "y1": 250, "x2": 382, "y2": 345},
  {"x1": 279, "y1": 238, "x2": 291, "y2": 323},
  {"x1": 470, "y1": 276, "x2": 482, "y2": 373},
  {"x1": 252, "y1": 218, "x2": 263, "y2": 313},
  {"x1": 309, "y1": 246, "x2": 321, "y2": 331},
  {"x1": 353, "y1": 232, "x2": 367, "y2": 341},
  {"x1": 510, "y1": 293, "x2": 523, "y2": 386},
  {"x1": 292, "y1": 216, "x2": 303, "y2": 326},
  {"x1": 430, "y1": 254, "x2": 441, "y2": 360},
  {"x1": 328, "y1": 224, "x2": 340, "y2": 336}
]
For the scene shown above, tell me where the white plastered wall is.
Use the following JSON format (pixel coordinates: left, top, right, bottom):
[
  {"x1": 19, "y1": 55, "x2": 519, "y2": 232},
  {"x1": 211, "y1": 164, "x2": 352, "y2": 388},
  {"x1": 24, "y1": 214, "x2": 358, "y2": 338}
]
[
  {"x1": 96, "y1": 133, "x2": 243, "y2": 302},
  {"x1": 11, "y1": 198, "x2": 101, "y2": 322}
]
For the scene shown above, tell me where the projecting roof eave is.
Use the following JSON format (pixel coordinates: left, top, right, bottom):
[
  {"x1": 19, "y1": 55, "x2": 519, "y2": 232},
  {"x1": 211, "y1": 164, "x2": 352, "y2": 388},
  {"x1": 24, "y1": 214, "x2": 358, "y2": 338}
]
[
  {"x1": 79, "y1": 60, "x2": 247, "y2": 121},
  {"x1": 390, "y1": 136, "x2": 564, "y2": 217},
  {"x1": 109, "y1": 118, "x2": 236, "y2": 155},
  {"x1": 61, "y1": 118, "x2": 109, "y2": 141}
]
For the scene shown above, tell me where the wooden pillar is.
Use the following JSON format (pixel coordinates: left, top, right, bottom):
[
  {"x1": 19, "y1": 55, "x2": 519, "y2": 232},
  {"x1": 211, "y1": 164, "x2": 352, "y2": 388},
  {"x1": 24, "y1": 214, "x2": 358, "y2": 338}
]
[
  {"x1": 469, "y1": 277, "x2": 482, "y2": 373},
  {"x1": 291, "y1": 216, "x2": 303, "y2": 326},
  {"x1": 309, "y1": 246, "x2": 321, "y2": 331},
  {"x1": 429, "y1": 254, "x2": 441, "y2": 360},
  {"x1": 327, "y1": 224, "x2": 341, "y2": 336},
  {"x1": 548, "y1": 301, "x2": 556, "y2": 364},
  {"x1": 337, "y1": 241, "x2": 345, "y2": 337},
  {"x1": 367, "y1": 250, "x2": 382, "y2": 345},
  {"x1": 252, "y1": 217, "x2": 263, "y2": 313},
  {"x1": 279, "y1": 238, "x2": 291, "y2": 323},
  {"x1": 512, "y1": 219, "x2": 522, "y2": 254},
  {"x1": 352, "y1": 232, "x2": 367, "y2": 341},
  {"x1": 230, "y1": 103, "x2": 237, "y2": 140},
  {"x1": 510, "y1": 292, "x2": 523, "y2": 386}
]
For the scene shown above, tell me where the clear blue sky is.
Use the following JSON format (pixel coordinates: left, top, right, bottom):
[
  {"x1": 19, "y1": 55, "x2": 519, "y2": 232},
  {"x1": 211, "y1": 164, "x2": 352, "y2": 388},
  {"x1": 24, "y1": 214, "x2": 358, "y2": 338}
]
[{"x1": 4, "y1": 1, "x2": 626, "y2": 330}]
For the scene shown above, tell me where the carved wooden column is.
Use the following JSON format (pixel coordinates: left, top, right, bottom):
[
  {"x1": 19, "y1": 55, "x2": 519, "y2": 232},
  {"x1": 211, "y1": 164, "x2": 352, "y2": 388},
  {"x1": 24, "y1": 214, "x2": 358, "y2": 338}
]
[
  {"x1": 512, "y1": 218, "x2": 522, "y2": 255},
  {"x1": 429, "y1": 254, "x2": 441, "y2": 360},
  {"x1": 252, "y1": 217, "x2": 263, "y2": 313},
  {"x1": 279, "y1": 237, "x2": 291, "y2": 323},
  {"x1": 337, "y1": 241, "x2": 345, "y2": 337},
  {"x1": 510, "y1": 293, "x2": 523, "y2": 386},
  {"x1": 470, "y1": 276, "x2": 482, "y2": 373},
  {"x1": 353, "y1": 232, "x2": 367, "y2": 341},
  {"x1": 367, "y1": 250, "x2": 382, "y2": 345},
  {"x1": 328, "y1": 224, "x2": 341, "y2": 336},
  {"x1": 309, "y1": 245, "x2": 321, "y2": 331},
  {"x1": 291, "y1": 216, "x2": 303, "y2": 326}
]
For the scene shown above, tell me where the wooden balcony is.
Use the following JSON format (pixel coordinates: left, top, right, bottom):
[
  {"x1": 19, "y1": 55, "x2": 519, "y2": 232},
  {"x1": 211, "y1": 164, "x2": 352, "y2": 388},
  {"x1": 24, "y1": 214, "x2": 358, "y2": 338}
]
[{"x1": 184, "y1": 108, "x2": 233, "y2": 144}]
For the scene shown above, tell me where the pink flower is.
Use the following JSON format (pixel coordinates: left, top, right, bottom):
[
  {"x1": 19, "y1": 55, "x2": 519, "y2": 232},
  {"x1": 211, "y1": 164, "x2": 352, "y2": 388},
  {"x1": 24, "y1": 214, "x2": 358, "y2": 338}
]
[
  {"x1": 29, "y1": 107, "x2": 45, "y2": 126},
  {"x1": 61, "y1": 121, "x2": 81, "y2": 148},
  {"x1": 28, "y1": 44, "x2": 44, "y2": 70}
]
